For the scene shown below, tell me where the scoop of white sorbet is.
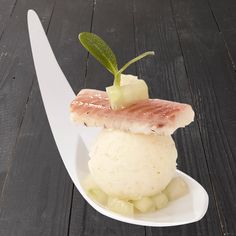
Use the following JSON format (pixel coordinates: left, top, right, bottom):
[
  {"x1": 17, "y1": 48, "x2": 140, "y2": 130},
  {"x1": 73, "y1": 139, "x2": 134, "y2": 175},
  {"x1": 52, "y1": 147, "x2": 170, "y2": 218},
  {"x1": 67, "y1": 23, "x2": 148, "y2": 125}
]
[{"x1": 88, "y1": 129, "x2": 177, "y2": 200}]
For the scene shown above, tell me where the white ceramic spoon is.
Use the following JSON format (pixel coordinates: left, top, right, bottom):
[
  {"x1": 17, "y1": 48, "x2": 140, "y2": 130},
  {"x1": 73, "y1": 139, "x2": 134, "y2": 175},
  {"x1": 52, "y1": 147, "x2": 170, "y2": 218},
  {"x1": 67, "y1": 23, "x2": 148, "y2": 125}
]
[{"x1": 27, "y1": 9, "x2": 209, "y2": 227}]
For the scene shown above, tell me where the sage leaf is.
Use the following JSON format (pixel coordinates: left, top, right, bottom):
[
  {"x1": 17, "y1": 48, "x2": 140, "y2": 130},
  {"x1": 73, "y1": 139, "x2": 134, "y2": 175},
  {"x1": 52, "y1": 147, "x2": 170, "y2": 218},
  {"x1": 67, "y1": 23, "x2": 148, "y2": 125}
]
[
  {"x1": 79, "y1": 32, "x2": 118, "y2": 75},
  {"x1": 79, "y1": 32, "x2": 155, "y2": 87}
]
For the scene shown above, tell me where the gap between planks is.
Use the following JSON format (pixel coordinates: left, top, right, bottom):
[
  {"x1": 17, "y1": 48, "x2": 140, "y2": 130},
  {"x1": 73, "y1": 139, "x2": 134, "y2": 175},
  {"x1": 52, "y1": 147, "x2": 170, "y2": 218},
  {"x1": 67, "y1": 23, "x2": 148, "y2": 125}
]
[
  {"x1": 0, "y1": 0, "x2": 18, "y2": 41},
  {"x1": 67, "y1": 0, "x2": 96, "y2": 235},
  {"x1": 169, "y1": 0, "x2": 231, "y2": 234},
  {"x1": 83, "y1": 0, "x2": 97, "y2": 89},
  {"x1": 205, "y1": 0, "x2": 236, "y2": 72}
]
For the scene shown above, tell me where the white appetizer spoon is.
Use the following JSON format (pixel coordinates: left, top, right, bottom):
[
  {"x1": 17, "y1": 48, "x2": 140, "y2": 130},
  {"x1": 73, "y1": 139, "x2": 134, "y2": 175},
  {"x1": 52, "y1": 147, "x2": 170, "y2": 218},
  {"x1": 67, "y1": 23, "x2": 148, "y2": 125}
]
[{"x1": 27, "y1": 9, "x2": 209, "y2": 227}]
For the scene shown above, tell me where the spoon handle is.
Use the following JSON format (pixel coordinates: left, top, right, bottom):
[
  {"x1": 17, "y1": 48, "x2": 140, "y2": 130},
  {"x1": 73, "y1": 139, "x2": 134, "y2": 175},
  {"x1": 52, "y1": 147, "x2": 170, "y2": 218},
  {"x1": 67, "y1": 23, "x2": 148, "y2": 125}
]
[{"x1": 28, "y1": 9, "x2": 84, "y2": 186}]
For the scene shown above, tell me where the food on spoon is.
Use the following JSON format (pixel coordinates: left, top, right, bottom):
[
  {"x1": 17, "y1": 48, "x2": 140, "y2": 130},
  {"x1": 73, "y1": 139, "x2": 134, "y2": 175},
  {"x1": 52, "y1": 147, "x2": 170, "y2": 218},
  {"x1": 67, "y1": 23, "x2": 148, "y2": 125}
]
[
  {"x1": 82, "y1": 175, "x2": 186, "y2": 215},
  {"x1": 70, "y1": 88, "x2": 194, "y2": 136},
  {"x1": 79, "y1": 32, "x2": 154, "y2": 110},
  {"x1": 163, "y1": 177, "x2": 189, "y2": 201},
  {"x1": 72, "y1": 32, "x2": 194, "y2": 216},
  {"x1": 133, "y1": 197, "x2": 155, "y2": 213},
  {"x1": 82, "y1": 174, "x2": 108, "y2": 205},
  {"x1": 88, "y1": 188, "x2": 108, "y2": 205},
  {"x1": 107, "y1": 197, "x2": 134, "y2": 216},
  {"x1": 152, "y1": 192, "x2": 169, "y2": 209},
  {"x1": 106, "y1": 74, "x2": 149, "y2": 110},
  {"x1": 82, "y1": 174, "x2": 98, "y2": 191},
  {"x1": 88, "y1": 129, "x2": 177, "y2": 200}
]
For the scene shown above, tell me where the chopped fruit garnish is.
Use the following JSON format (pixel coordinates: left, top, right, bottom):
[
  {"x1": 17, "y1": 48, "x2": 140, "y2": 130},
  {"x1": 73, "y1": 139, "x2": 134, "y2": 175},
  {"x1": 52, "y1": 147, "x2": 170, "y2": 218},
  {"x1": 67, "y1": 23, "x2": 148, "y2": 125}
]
[
  {"x1": 88, "y1": 188, "x2": 108, "y2": 205},
  {"x1": 133, "y1": 197, "x2": 155, "y2": 213},
  {"x1": 164, "y1": 177, "x2": 188, "y2": 201},
  {"x1": 106, "y1": 74, "x2": 148, "y2": 110},
  {"x1": 79, "y1": 32, "x2": 154, "y2": 109},
  {"x1": 152, "y1": 192, "x2": 168, "y2": 209},
  {"x1": 107, "y1": 197, "x2": 134, "y2": 216},
  {"x1": 82, "y1": 175, "x2": 107, "y2": 205},
  {"x1": 82, "y1": 174, "x2": 98, "y2": 191}
]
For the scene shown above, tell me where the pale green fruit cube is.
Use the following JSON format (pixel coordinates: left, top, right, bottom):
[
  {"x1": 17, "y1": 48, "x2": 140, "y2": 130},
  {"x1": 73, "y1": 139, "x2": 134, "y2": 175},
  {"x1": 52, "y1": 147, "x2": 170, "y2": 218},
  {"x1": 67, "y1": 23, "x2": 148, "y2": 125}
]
[
  {"x1": 133, "y1": 197, "x2": 156, "y2": 213},
  {"x1": 106, "y1": 75, "x2": 149, "y2": 110},
  {"x1": 152, "y1": 193, "x2": 168, "y2": 209},
  {"x1": 107, "y1": 197, "x2": 134, "y2": 216},
  {"x1": 82, "y1": 174, "x2": 98, "y2": 191},
  {"x1": 164, "y1": 177, "x2": 188, "y2": 201},
  {"x1": 120, "y1": 74, "x2": 139, "y2": 85},
  {"x1": 88, "y1": 188, "x2": 108, "y2": 205}
]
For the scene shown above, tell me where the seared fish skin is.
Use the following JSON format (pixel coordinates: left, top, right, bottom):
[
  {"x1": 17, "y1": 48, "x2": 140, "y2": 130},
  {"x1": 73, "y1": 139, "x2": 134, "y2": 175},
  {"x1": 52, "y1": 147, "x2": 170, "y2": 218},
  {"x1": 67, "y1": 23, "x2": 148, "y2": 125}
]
[{"x1": 70, "y1": 89, "x2": 194, "y2": 135}]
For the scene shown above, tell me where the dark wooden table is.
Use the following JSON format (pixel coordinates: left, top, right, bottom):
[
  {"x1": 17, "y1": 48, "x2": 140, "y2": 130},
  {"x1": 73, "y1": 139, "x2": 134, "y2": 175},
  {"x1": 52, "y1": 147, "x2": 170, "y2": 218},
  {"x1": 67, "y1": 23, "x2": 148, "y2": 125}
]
[{"x1": 0, "y1": 0, "x2": 236, "y2": 235}]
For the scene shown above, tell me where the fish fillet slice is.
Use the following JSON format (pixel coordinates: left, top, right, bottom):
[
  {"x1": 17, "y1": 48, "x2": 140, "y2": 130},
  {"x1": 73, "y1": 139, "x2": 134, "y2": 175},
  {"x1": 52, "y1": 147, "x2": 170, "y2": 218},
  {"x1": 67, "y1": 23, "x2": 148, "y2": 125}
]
[{"x1": 70, "y1": 89, "x2": 194, "y2": 135}]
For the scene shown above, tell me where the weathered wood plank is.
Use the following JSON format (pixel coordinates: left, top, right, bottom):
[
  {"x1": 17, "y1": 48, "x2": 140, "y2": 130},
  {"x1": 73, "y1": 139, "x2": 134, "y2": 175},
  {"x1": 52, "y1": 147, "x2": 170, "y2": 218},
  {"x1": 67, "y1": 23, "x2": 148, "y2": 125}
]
[
  {"x1": 171, "y1": 0, "x2": 236, "y2": 234},
  {"x1": 0, "y1": 0, "x2": 93, "y2": 235},
  {"x1": 69, "y1": 0, "x2": 145, "y2": 235},
  {"x1": 207, "y1": 0, "x2": 236, "y2": 68},
  {"x1": 0, "y1": 0, "x2": 56, "y2": 198},
  {"x1": 0, "y1": 87, "x2": 73, "y2": 236},
  {"x1": 133, "y1": 0, "x2": 223, "y2": 235},
  {"x1": 0, "y1": 0, "x2": 17, "y2": 37},
  {"x1": 47, "y1": 0, "x2": 95, "y2": 92},
  {"x1": 0, "y1": 0, "x2": 20, "y2": 187},
  {"x1": 207, "y1": 0, "x2": 236, "y2": 31},
  {"x1": 85, "y1": 0, "x2": 137, "y2": 90},
  {"x1": 223, "y1": 30, "x2": 236, "y2": 70}
]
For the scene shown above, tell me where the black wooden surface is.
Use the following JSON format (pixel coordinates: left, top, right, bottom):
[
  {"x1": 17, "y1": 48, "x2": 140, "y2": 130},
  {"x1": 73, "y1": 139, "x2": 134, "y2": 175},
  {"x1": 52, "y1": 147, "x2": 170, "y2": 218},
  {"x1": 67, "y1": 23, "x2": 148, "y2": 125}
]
[{"x1": 0, "y1": 0, "x2": 235, "y2": 235}]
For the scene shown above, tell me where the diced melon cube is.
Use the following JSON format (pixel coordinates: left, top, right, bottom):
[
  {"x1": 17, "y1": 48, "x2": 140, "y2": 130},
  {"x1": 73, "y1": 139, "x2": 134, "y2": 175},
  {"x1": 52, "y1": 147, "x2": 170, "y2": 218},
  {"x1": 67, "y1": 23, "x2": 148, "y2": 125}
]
[
  {"x1": 152, "y1": 193, "x2": 168, "y2": 209},
  {"x1": 82, "y1": 174, "x2": 98, "y2": 191},
  {"x1": 164, "y1": 177, "x2": 188, "y2": 201},
  {"x1": 106, "y1": 75, "x2": 149, "y2": 110},
  {"x1": 88, "y1": 188, "x2": 108, "y2": 205},
  {"x1": 82, "y1": 175, "x2": 108, "y2": 205},
  {"x1": 133, "y1": 197, "x2": 155, "y2": 213},
  {"x1": 120, "y1": 74, "x2": 138, "y2": 85},
  {"x1": 107, "y1": 197, "x2": 134, "y2": 216}
]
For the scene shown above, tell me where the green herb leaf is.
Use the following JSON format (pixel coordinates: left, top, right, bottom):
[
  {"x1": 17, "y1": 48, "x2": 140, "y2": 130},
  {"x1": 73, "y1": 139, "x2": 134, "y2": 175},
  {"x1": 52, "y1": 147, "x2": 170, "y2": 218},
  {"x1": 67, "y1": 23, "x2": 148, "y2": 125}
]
[
  {"x1": 79, "y1": 32, "x2": 118, "y2": 75},
  {"x1": 114, "y1": 51, "x2": 155, "y2": 86},
  {"x1": 79, "y1": 32, "x2": 155, "y2": 87}
]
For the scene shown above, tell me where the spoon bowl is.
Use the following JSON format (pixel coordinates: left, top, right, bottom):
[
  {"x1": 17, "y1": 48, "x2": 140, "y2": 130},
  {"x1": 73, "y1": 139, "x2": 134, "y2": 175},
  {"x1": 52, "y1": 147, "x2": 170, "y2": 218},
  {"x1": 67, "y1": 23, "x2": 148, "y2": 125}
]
[
  {"x1": 75, "y1": 132, "x2": 209, "y2": 226},
  {"x1": 27, "y1": 9, "x2": 209, "y2": 227}
]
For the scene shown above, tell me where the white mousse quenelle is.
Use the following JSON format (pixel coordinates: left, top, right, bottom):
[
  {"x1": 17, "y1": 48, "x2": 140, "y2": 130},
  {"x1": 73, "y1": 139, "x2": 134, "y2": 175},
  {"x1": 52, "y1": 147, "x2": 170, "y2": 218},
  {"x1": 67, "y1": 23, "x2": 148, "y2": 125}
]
[
  {"x1": 70, "y1": 32, "x2": 194, "y2": 216},
  {"x1": 88, "y1": 129, "x2": 177, "y2": 200}
]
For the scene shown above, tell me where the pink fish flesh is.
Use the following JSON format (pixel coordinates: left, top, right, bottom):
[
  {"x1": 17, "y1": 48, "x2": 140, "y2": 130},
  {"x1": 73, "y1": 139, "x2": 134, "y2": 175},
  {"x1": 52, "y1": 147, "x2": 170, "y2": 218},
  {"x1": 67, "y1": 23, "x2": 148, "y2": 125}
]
[{"x1": 70, "y1": 89, "x2": 194, "y2": 135}]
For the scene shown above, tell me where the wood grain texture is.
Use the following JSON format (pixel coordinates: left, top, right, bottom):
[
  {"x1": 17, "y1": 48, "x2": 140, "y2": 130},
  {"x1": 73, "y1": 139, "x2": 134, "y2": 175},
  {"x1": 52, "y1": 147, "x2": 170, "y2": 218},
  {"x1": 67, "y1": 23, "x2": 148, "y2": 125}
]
[
  {"x1": 207, "y1": 0, "x2": 236, "y2": 31},
  {"x1": 0, "y1": 0, "x2": 17, "y2": 38},
  {"x1": 133, "y1": 0, "x2": 222, "y2": 235},
  {"x1": 0, "y1": 0, "x2": 93, "y2": 235},
  {"x1": 222, "y1": 30, "x2": 236, "y2": 70},
  {"x1": 47, "y1": 0, "x2": 95, "y2": 93},
  {"x1": 0, "y1": 86, "x2": 73, "y2": 236},
  {"x1": 0, "y1": 0, "x2": 17, "y2": 196},
  {"x1": 69, "y1": 0, "x2": 145, "y2": 235},
  {"x1": 0, "y1": 0, "x2": 55, "y2": 198},
  {"x1": 172, "y1": 0, "x2": 236, "y2": 234},
  {"x1": 84, "y1": 0, "x2": 137, "y2": 90},
  {"x1": 207, "y1": 0, "x2": 236, "y2": 68}
]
